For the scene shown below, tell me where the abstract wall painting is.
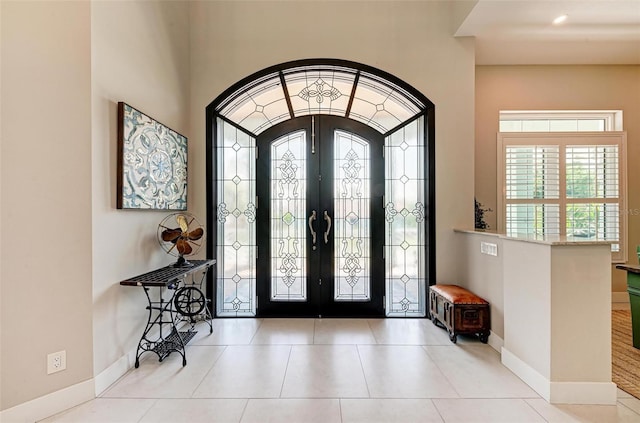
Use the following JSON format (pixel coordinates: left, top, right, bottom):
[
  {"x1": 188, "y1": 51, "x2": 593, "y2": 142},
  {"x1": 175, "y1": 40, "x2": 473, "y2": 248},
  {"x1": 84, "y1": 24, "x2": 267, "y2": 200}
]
[{"x1": 117, "y1": 102, "x2": 188, "y2": 210}]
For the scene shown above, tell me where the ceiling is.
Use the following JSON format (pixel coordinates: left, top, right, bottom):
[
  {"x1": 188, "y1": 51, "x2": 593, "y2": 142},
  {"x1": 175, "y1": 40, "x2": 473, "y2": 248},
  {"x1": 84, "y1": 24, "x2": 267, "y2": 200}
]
[{"x1": 454, "y1": 0, "x2": 640, "y2": 65}]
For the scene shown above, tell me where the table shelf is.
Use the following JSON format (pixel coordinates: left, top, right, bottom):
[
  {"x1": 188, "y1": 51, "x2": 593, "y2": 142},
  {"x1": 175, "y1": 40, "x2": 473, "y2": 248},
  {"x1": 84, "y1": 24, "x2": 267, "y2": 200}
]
[{"x1": 120, "y1": 259, "x2": 215, "y2": 367}]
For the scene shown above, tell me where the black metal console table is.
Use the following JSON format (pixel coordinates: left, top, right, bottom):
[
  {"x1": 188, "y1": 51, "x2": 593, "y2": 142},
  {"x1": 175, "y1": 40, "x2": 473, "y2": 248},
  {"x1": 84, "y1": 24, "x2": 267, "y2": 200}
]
[{"x1": 120, "y1": 259, "x2": 215, "y2": 367}]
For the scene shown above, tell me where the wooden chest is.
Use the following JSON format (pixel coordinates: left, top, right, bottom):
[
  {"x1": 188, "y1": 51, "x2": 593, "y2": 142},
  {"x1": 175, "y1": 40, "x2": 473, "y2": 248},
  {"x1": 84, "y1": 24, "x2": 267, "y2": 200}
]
[{"x1": 429, "y1": 284, "x2": 490, "y2": 344}]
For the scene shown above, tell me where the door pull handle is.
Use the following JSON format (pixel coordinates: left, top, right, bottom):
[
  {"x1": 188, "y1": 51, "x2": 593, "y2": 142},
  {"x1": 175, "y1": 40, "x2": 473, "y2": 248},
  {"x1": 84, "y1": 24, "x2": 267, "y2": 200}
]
[
  {"x1": 308, "y1": 210, "x2": 317, "y2": 250},
  {"x1": 323, "y1": 211, "x2": 332, "y2": 244}
]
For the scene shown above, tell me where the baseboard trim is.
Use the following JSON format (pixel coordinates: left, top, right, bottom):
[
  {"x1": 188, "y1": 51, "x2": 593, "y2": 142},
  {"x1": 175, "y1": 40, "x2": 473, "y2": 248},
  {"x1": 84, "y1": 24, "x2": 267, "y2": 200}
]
[
  {"x1": 0, "y1": 379, "x2": 94, "y2": 423},
  {"x1": 95, "y1": 321, "x2": 191, "y2": 395},
  {"x1": 94, "y1": 348, "x2": 137, "y2": 396},
  {"x1": 2, "y1": 321, "x2": 194, "y2": 421},
  {"x1": 501, "y1": 347, "x2": 617, "y2": 405},
  {"x1": 501, "y1": 347, "x2": 550, "y2": 401},
  {"x1": 487, "y1": 330, "x2": 504, "y2": 353}
]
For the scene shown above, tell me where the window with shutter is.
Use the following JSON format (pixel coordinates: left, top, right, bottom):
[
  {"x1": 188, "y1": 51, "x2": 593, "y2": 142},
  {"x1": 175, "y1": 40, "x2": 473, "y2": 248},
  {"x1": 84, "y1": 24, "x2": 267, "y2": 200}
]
[{"x1": 498, "y1": 132, "x2": 627, "y2": 262}]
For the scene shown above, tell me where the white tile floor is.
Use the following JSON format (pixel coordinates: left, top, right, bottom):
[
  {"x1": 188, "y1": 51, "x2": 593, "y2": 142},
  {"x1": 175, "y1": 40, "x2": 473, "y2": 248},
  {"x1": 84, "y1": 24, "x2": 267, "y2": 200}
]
[{"x1": 40, "y1": 318, "x2": 640, "y2": 423}]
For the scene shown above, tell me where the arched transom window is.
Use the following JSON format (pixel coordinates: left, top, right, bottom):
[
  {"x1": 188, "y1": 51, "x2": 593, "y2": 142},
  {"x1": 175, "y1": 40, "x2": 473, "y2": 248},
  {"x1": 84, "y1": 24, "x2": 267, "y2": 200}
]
[{"x1": 207, "y1": 59, "x2": 435, "y2": 318}]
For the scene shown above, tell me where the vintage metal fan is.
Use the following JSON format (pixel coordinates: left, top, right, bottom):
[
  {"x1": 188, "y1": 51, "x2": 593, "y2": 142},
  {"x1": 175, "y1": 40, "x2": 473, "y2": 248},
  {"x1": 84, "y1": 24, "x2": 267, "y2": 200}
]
[{"x1": 157, "y1": 212, "x2": 204, "y2": 267}]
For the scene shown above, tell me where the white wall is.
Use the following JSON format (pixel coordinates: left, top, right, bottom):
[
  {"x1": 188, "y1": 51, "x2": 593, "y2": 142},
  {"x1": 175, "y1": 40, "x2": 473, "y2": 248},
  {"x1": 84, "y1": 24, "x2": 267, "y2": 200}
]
[
  {"x1": 91, "y1": 0, "x2": 190, "y2": 382},
  {"x1": 189, "y1": 0, "x2": 476, "y2": 284},
  {"x1": 1, "y1": 1, "x2": 93, "y2": 410}
]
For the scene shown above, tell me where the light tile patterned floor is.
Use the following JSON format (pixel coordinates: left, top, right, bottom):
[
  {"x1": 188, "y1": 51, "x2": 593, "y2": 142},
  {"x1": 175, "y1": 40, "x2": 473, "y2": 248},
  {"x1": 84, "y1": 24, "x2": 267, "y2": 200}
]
[{"x1": 40, "y1": 318, "x2": 640, "y2": 423}]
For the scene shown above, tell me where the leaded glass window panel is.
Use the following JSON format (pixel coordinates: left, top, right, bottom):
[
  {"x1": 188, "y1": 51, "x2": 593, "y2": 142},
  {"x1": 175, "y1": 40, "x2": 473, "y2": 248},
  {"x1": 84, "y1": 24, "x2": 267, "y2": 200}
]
[
  {"x1": 218, "y1": 72, "x2": 290, "y2": 135},
  {"x1": 334, "y1": 130, "x2": 371, "y2": 301},
  {"x1": 284, "y1": 68, "x2": 356, "y2": 117},
  {"x1": 384, "y1": 117, "x2": 426, "y2": 317},
  {"x1": 350, "y1": 72, "x2": 422, "y2": 133},
  {"x1": 216, "y1": 118, "x2": 257, "y2": 316},
  {"x1": 210, "y1": 60, "x2": 434, "y2": 317},
  {"x1": 216, "y1": 64, "x2": 426, "y2": 136},
  {"x1": 271, "y1": 131, "x2": 307, "y2": 301}
]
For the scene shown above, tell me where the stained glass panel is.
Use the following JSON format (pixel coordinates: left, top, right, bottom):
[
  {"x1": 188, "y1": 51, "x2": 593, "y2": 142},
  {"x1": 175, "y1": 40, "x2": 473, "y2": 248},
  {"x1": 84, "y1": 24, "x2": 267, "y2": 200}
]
[
  {"x1": 284, "y1": 67, "x2": 356, "y2": 117},
  {"x1": 218, "y1": 72, "x2": 290, "y2": 135},
  {"x1": 350, "y1": 72, "x2": 422, "y2": 133},
  {"x1": 384, "y1": 117, "x2": 426, "y2": 317},
  {"x1": 218, "y1": 66, "x2": 425, "y2": 137},
  {"x1": 334, "y1": 131, "x2": 371, "y2": 301},
  {"x1": 271, "y1": 131, "x2": 307, "y2": 301},
  {"x1": 216, "y1": 118, "x2": 256, "y2": 316}
]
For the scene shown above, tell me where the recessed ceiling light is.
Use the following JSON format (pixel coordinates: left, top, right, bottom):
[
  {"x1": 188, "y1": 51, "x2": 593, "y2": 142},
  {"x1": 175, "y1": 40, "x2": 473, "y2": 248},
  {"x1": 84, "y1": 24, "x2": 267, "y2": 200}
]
[{"x1": 553, "y1": 14, "x2": 568, "y2": 25}]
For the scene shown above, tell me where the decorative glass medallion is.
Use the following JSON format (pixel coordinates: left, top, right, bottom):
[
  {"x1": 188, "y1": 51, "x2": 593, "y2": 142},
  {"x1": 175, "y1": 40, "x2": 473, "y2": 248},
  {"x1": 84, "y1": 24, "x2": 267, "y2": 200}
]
[
  {"x1": 284, "y1": 67, "x2": 355, "y2": 117},
  {"x1": 334, "y1": 130, "x2": 371, "y2": 302},
  {"x1": 271, "y1": 131, "x2": 307, "y2": 301}
]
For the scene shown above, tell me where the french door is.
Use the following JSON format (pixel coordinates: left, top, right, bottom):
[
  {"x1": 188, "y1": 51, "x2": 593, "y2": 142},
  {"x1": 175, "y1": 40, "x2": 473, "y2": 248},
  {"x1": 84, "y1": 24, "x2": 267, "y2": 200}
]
[{"x1": 255, "y1": 116, "x2": 385, "y2": 317}]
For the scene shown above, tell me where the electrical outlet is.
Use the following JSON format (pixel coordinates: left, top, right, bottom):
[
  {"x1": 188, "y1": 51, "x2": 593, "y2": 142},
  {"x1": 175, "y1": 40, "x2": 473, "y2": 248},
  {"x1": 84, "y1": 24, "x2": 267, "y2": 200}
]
[
  {"x1": 47, "y1": 350, "x2": 66, "y2": 374},
  {"x1": 480, "y1": 242, "x2": 498, "y2": 256}
]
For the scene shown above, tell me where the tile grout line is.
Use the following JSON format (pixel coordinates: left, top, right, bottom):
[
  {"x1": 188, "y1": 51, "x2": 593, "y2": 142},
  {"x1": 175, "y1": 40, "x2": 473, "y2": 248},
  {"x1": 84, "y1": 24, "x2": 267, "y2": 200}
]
[
  {"x1": 278, "y1": 344, "x2": 294, "y2": 398},
  {"x1": 617, "y1": 397, "x2": 640, "y2": 417},
  {"x1": 237, "y1": 398, "x2": 250, "y2": 423},
  {"x1": 188, "y1": 344, "x2": 228, "y2": 398},
  {"x1": 428, "y1": 399, "x2": 447, "y2": 423},
  {"x1": 247, "y1": 318, "x2": 263, "y2": 345},
  {"x1": 135, "y1": 398, "x2": 160, "y2": 423},
  {"x1": 355, "y1": 344, "x2": 372, "y2": 399},
  {"x1": 521, "y1": 398, "x2": 552, "y2": 423},
  {"x1": 313, "y1": 318, "x2": 317, "y2": 344},
  {"x1": 365, "y1": 319, "x2": 380, "y2": 344},
  {"x1": 420, "y1": 345, "x2": 463, "y2": 399}
]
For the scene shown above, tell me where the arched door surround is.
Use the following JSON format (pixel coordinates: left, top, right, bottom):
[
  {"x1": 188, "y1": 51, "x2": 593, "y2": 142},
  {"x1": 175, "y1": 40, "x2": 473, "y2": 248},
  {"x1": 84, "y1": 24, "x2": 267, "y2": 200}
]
[{"x1": 206, "y1": 59, "x2": 435, "y2": 318}]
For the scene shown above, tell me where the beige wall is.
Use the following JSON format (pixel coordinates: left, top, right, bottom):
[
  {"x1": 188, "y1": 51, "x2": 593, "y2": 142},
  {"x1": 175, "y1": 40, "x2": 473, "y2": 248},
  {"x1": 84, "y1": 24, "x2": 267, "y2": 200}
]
[
  {"x1": 0, "y1": 1, "x2": 93, "y2": 410},
  {"x1": 189, "y1": 0, "x2": 476, "y2": 284},
  {"x1": 475, "y1": 65, "x2": 640, "y2": 292},
  {"x1": 0, "y1": 0, "x2": 4, "y2": 409},
  {"x1": 501, "y1": 240, "x2": 614, "y2": 403},
  {"x1": 91, "y1": 0, "x2": 190, "y2": 380},
  {"x1": 2, "y1": 0, "x2": 634, "y2": 416},
  {"x1": 1, "y1": 0, "x2": 476, "y2": 414}
]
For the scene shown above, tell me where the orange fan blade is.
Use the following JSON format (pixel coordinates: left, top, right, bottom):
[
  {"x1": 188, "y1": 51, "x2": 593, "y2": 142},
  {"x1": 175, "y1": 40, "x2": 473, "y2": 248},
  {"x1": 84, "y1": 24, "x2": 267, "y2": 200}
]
[
  {"x1": 187, "y1": 227, "x2": 204, "y2": 241},
  {"x1": 176, "y1": 214, "x2": 189, "y2": 233},
  {"x1": 161, "y1": 228, "x2": 182, "y2": 243},
  {"x1": 176, "y1": 238, "x2": 193, "y2": 255}
]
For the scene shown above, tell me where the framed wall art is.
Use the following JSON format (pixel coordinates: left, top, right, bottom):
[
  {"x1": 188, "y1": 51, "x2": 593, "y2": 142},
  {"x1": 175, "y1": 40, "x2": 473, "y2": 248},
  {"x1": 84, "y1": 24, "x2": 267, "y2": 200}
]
[{"x1": 117, "y1": 102, "x2": 188, "y2": 210}]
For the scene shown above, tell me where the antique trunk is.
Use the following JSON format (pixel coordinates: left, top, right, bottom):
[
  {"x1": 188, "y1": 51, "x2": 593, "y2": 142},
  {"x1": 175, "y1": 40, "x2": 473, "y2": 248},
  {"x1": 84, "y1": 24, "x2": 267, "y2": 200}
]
[{"x1": 429, "y1": 284, "x2": 490, "y2": 344}]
